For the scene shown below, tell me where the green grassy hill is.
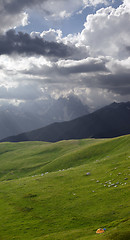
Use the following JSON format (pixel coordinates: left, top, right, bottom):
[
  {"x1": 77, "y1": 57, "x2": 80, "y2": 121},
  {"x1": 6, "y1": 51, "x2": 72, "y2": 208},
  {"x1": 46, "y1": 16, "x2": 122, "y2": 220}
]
[{"x1": 0, "y1": 135, "x2": 129, "y2": 240}]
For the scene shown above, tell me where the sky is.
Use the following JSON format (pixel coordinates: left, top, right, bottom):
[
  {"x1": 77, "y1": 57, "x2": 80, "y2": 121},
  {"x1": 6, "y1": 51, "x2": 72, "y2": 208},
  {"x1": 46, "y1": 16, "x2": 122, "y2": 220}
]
[{"x1": 0, "y1": 0, "x2": 130, "y2": 110}]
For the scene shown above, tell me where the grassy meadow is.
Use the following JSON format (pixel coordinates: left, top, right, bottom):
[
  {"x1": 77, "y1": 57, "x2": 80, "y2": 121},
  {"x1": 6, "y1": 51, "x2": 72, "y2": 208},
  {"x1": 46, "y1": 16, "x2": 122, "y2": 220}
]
[{"x1": 0, "y1": 135, "x2": 129, "y2": 240}]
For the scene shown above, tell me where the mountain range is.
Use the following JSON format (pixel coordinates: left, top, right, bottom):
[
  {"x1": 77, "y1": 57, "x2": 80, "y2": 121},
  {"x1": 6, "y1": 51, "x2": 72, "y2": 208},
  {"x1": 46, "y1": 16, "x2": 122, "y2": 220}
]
[
  {"x1": 0, "y1": 95, "x2": 89, "y2": 140},
  {"x1": 1, "y1": 101, "x2": 130, "y2": 142}
]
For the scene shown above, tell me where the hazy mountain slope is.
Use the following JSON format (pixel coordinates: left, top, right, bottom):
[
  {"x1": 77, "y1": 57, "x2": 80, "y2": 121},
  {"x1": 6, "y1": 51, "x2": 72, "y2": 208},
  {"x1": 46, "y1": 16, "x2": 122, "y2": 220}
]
[
  {"x1": 2, "y1": 101, "x2": 130, "y2": 142},
  {"x1": 0, "y1": 95, "x2": 89, "y2": 140}
]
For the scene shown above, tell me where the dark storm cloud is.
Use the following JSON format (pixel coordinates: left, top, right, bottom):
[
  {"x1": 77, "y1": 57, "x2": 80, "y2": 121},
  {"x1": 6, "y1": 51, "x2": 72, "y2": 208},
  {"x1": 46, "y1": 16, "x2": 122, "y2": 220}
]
[
  {"x1": 2, "y1": 0, "x2": 46, "y2": 14},
  {"x1": 0, "y1": 30, "x2": 73, "y2": 57},
  {"x1": 21, "y1": 58, "x2": 109, "y2": 78},
  {"x1": 58, "y1": 61, "x2": 109, "y2": 75},
  {"x1": 126, "y1": 46, "x2": 130, "y2": 52},
  {"x1": 98, "y1": 72, "x2": 130, "y2": 95},
  {"x1": 82, "y1": 72, "x2": 130, "y2": 96}
]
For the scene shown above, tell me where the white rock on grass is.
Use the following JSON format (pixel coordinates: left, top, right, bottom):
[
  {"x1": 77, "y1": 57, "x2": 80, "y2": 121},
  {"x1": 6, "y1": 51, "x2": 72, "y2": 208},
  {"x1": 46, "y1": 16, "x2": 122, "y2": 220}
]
[
  {"x1": 111, "y1": 184, "x2": 115, "y2": 186},
  {"x1": 86, "y1": 172, "x2": 91, "y2": 176}
]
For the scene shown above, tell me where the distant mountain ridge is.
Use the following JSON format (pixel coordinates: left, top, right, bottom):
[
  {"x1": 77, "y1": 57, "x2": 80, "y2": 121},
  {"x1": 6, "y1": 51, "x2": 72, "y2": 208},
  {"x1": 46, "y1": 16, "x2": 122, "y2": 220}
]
[
  {"x1": 0, "y1": 95, "x2": 89, "y2": 140},
  {"x1": 1, "y1": 101, "x2": 130, "y2": 142}
]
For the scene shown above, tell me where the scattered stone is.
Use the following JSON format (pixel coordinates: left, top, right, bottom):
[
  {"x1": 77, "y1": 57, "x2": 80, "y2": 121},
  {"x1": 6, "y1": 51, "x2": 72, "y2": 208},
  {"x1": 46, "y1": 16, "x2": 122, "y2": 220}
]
[
  {"x1": 108, "y1": 185, "x2": 111, "y2": 187},
  {"x1": 114, "y1": 185, "x2": 117, "y2": 187},
  {"x1": 104, "y1": 184, "x2": 106, "y2": 187},
  {"x1": 116, "y1": 182, "x2": 119, "y2": 185},
  {"x1": 124, "y1": 178, "x2": 128, "y2": 180},
  {"x1": 96, "y1": 180, "x2": 100, "y2": 183},
  {"x1": 41, "y1": 173, "x2": 44, "y2": 176},
  {"x1": 111, "y1": 184, "x2": 115, "y2": 186},
  {"x1": 45, "y1": 172, "x2": 48, "y2": 174},
  {"x1": 118, "y1": 173, "x2": 122, "y2": 175},
  {"x1": 92, "y1": 190, "x2": 95, "y2": 193},
  {"x1": 86, "y1": 172, "x2": 91, "y2": 176}
]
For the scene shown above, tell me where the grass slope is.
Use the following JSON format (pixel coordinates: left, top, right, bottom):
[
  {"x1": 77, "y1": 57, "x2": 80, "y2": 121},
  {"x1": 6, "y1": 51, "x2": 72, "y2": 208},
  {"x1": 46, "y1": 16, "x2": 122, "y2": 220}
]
[{"x1": 0, "y1": 135, "x2": 129, "y2": 240}]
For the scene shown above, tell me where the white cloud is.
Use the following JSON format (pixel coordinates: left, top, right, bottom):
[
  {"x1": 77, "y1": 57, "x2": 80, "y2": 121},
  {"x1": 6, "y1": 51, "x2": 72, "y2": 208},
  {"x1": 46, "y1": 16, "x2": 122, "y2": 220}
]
[
  {"x1": 83, "y1": 0, "x2": 108, "y2": 7},
  {"x1": 40, "y1": 29, "x2": 62, "y2": 42},
  {"x1": 106, "y1": 57, "x2": 130, "y2": 74},
  {"x1": 79, "y1": 3, "x2": 130, "y2": 59},
  {"x1": 124, "y1": 0, "x2": 130, "y2": 9}
]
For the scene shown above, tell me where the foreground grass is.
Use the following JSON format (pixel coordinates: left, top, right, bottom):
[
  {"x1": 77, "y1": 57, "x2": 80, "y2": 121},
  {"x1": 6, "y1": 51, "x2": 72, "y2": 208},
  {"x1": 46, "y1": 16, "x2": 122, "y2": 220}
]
[{"x1": 0, "y1": 135, "x2": 129, "y2": 239}]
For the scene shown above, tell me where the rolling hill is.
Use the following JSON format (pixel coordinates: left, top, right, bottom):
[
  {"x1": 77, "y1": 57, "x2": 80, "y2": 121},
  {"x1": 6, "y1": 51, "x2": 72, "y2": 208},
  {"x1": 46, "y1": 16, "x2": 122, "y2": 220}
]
[
  {"x1": 0, "y1": 135, "x2": 129, "y2": 239},
  {"x1": 2, "y1": 101, "x2": 130, "y2": 142}
]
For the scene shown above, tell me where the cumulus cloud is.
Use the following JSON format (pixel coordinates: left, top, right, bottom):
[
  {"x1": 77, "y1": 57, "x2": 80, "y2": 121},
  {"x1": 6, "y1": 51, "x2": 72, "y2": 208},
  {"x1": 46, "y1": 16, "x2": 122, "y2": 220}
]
[{"x1": 80, "y1": 3, "x2": 130, "y2": 59}]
